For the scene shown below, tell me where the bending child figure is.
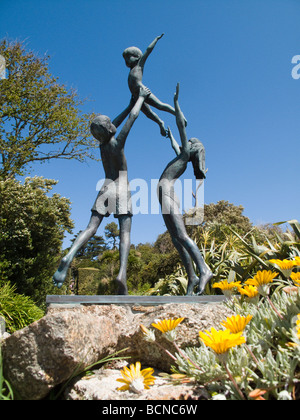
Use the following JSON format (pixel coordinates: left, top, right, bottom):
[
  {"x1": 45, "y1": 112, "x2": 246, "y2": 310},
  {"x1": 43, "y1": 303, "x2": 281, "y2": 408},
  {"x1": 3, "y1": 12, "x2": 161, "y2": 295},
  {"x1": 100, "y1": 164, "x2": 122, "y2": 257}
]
[
  {"x1": 158, "y1": 83, "x2": 213, "y2": 295},
  {"x1": 53, "y1": 86, "x2": 150, "y2": 295},
  {"x1": 123, "y1": 34, "x2": 186, "y2": 137}
]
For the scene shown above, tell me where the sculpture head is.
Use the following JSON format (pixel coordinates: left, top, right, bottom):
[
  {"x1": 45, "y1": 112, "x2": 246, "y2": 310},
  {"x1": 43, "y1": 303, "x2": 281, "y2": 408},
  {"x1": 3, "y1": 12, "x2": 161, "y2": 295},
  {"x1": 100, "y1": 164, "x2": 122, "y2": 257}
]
[
  {"x1": 122, "y1": 47, "x2": 142, "y2": 68},
  {"x1": 188, "y1": 138, "x2": 206, "y2": 180},
  {"x1": 90, "y1": 115, "x2": 117, "y2": 144}
]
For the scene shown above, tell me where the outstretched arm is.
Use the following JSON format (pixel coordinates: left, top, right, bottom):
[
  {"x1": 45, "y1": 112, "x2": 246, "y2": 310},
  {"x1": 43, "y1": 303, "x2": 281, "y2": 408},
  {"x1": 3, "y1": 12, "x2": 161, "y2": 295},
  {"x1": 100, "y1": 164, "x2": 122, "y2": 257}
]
[
  {"x1": 166, "y1": 127, "x2": 181, "y2": 156},
  {"x1": 112, "y1": 96, "x2": 135, "y2": 128},
  {"x1": 174, "y1": 83, "x2": 189, "y2": 153},
  {"x1": 117, "y1": 86, "x2": 150, "y2": 148},
  {"x1": 139, "y1": 33, "x2": 164, "y2": 68}
]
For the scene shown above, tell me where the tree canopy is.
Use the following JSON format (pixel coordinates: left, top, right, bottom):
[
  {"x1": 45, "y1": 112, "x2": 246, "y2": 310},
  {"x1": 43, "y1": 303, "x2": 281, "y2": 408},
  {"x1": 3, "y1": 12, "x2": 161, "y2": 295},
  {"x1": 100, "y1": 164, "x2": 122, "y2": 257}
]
[
  {"x1": 0, "y1": 176, "x2": 74, "y2": 304},
  {"x1": 105, "y1": 222, "x2": 120, "y2": 250},
  {"x1": 203, "y1": 200, "x2": 253, "y2": 235},
  {"x1": 71, "y1": 233, "x2": 107, "y2": 260},
  {"x1": 0, "y1": 39, "x2": 98, "y2": 179}
]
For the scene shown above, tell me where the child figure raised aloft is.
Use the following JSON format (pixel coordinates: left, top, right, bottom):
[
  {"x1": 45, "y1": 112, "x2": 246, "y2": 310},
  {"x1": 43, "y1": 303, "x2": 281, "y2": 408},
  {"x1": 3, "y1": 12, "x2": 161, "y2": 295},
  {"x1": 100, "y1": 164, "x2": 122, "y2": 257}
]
[{"x1": 123, "y1": 34, "x2": 186, "y2": 136}]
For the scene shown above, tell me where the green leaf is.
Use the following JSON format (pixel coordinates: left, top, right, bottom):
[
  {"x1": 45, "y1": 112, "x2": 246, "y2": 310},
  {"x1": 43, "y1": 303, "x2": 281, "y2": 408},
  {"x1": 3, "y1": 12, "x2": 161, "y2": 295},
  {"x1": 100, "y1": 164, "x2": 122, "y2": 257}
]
[{"x1": 274, "y1": 220, "x2": 300, "y2": 240}]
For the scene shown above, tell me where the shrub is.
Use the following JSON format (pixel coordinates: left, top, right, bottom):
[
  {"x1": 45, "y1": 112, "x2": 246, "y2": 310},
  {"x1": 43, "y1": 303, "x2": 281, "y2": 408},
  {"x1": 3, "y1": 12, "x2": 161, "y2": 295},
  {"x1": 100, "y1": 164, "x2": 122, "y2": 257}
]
[
  {"x1": 0, "y1": 282, "x2": 44, "y2": 333},
  {"x1": 0, "y1": 177, "x2": 73, "y2": 305}
]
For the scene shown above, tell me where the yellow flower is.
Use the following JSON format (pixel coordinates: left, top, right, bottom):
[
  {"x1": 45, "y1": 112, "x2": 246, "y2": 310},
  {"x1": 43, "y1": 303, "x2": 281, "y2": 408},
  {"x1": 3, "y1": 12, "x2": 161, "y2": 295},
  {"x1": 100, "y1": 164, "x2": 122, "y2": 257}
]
[
  {"x1": 296, "y1": 314, "x2": 300, "y2": 337},
  {"x1": 199, "y1": 328, "x2": 246, "y2": 357},
  {"x1": 294, "y1": 256, "x2": 300, "y2": 266},
  {"x1": 286, "y1": 314, "x2": 300, "y2": 348},
  {"x1": 221, "y1": 315, "x2": 253, "y2": 334},
  {"x1": 152, "y1": 318, "x2": 184, "y2": 334},
  {"x1": 238, "y1": 285, "x2": 259, "y2": 302},
  {"x1": 245, "y1": 270, "x2": 278, "y2": 296},
  {"x1": 290, "y1": 272, "x2": 300, "y2": 287},
  {"x1": 117, "y1": 362, "x2": 155, "y2": 393},
  {"x1": 288, "y1": 314, "x2": 300, "y2": 347},
  {"x1": 212, "y1": 280, "x2": 241, "y2": 298},
  {"x1": 152, "y1": 317, "x2": 184, "y2": 342},
  {"x1": 269, "y1": 259, "x2": 295, "y2": 278}
]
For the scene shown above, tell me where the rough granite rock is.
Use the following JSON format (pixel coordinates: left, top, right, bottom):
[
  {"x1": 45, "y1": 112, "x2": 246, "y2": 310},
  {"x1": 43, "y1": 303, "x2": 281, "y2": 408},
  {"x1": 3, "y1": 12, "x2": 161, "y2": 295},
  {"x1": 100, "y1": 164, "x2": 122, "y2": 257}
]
[
  {"x1": 2, "y1": 302, "x2": 233, "y2": 400},
  {"x1": 2, "y1": 307, "x2": 119, "y2": 400},
  {"x1": 64, "y1": 366, "x2": 210, "y2": 400}
]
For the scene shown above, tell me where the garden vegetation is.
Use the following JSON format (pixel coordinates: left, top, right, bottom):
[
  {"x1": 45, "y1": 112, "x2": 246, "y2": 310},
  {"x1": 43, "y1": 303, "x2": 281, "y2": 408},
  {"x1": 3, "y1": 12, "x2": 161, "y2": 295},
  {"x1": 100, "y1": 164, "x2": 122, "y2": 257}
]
[{"x1": 1, "y1": 39, "x2": 299, "y2": 400}]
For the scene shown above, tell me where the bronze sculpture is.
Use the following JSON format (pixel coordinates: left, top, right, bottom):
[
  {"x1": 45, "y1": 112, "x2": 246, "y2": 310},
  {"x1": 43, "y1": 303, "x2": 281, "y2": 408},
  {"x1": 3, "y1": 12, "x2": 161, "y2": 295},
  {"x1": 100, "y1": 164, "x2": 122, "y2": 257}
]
[
  {"x1": 158, "y1": 84, "x2": 213, "y2": 295},
  {"x1": 122, "y1": 34, "x2": 186, "y2": 136},
  {"x1": 53, "y1": 86, "x2": 151, "y2": 294},
  {"x1": 53, "y1": 36, "x2": 212, "y2": 296}
]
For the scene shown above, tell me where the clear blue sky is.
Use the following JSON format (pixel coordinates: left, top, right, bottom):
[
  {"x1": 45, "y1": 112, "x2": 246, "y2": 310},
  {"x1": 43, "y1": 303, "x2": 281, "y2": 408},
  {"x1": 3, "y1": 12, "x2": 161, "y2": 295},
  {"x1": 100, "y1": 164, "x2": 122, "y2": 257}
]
[{"x1": 1, "y1": 0, "x2": 299, "y2": 247}]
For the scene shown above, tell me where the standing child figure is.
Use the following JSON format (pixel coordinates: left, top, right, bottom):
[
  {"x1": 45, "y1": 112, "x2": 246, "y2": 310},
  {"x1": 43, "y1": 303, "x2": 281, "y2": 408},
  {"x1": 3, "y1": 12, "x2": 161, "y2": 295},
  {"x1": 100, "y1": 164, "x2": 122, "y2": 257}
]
[
  {"x1": 123, "y1": 34, "x2": 186, "y2": 136},
  {"x1": 53, "y1": 86, "x2": 151, "y2": 295}
]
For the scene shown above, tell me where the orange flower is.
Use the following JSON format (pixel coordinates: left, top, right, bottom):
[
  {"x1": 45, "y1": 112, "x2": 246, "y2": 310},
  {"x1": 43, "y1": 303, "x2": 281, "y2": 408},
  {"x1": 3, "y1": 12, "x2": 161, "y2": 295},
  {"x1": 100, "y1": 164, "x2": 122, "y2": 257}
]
[{"x1": 249, "y1": 389, "x2": 267, "y2": 400}]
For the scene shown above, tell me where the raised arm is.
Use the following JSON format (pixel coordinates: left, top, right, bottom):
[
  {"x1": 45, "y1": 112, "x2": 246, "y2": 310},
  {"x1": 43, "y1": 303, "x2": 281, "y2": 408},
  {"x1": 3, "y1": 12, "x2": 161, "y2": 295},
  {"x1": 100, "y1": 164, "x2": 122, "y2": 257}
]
[
  {"x1": 112, "y1": 96, "x2": 135, "y2": 128},
  {"x1": 174, "y1": 83, "x2": 189, "y2": 153},
  {"x1": 117, "y1": 86, "x2": 150, "y2": 148},
  {"x1": 166, "y1": 127, "x2": 181, "y2": 156},
  {"x1": 139, "y1": 33, "x2": 164, "y2": 68}
]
